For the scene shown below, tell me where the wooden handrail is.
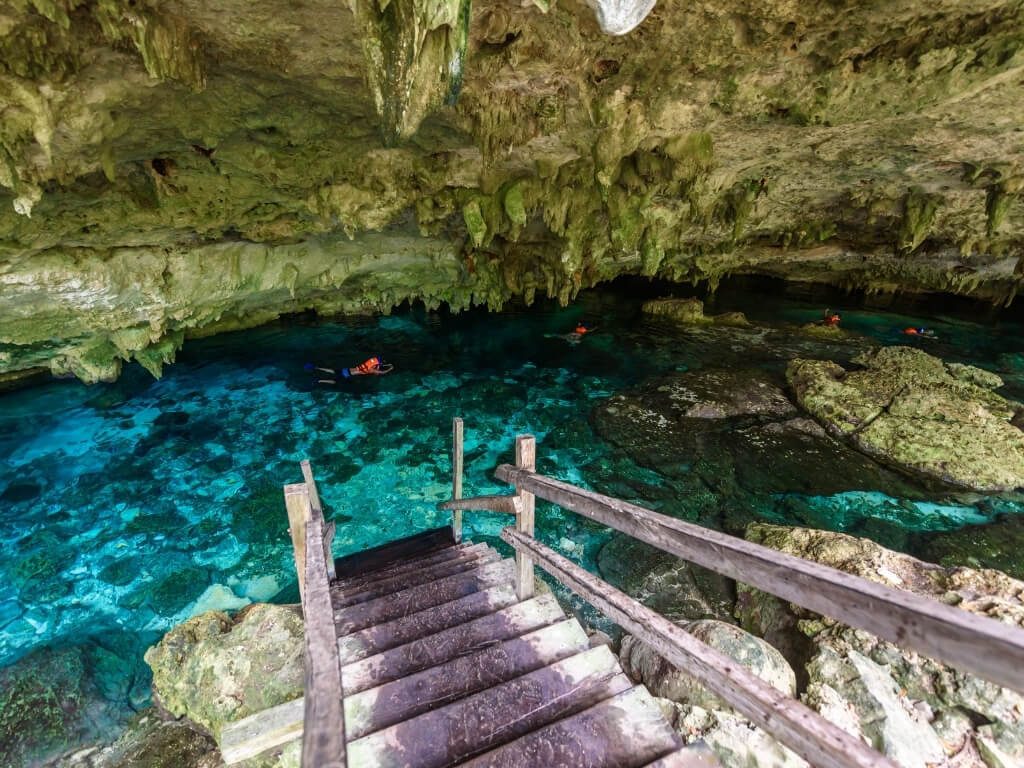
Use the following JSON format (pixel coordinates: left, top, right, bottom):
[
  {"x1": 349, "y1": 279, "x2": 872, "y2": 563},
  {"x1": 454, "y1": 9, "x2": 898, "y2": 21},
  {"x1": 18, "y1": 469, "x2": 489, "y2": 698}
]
[
  {"x1": 301, "y1": 460, "x2": 336, "y2": 581},
  {"x1": 451, "y1": 417, "x2": 464, "y2": 542},
  {"x1": 302, "y1": 511, "x2": 347, "y2": 768},
  {"x1": 500, "y1": 529, "x2": 897, "y2": 768},
  {"x1": 494, "y1": 464, "x2": 1024, "y2": 694}
]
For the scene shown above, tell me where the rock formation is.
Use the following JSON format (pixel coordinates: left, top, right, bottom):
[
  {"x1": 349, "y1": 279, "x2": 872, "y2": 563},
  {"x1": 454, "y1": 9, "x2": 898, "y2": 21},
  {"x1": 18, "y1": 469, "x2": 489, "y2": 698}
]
[
  {"x1": 1, "y1": 0, "x2": 1023, "y2": 382},
  {"x1": 788, "y1": 346, "x2": 1024, "y2": 491}
]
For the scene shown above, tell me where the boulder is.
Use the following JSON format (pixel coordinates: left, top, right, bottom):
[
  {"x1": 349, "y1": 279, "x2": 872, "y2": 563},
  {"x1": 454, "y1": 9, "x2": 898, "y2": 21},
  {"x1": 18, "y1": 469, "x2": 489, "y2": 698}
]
[
  {"x1": 642, "y1": 297, "x2": 750, "y2": 327},
  {"x1": 620, "y1": 619, "x2": 796, "y2": 710},
  {"x1": 598, "y1": 534, "x2": 735, "y2": 623},
  {"x1": 144, "y1": 604, "x2": 304, "y2": 741},
  {"x1": 787, "y1": 346, "x2": 1024, "y2": 491}
]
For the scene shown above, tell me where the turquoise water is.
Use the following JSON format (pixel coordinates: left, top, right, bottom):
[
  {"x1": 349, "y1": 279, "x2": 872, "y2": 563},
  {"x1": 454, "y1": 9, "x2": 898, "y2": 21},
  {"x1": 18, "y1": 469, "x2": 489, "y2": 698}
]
[{"x1": 3, "y1": 278, "x2": 1024, "y2": 761}]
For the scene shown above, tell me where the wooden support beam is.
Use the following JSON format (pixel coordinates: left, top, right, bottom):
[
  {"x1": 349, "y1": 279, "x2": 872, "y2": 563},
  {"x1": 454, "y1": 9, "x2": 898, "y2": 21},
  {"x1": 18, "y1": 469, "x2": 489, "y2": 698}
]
[
  {"x1": 284, "y1": 483, "x2": 312, "y2": 605},
  {"x1": 302, "y1": 516, "x2": 347, "y2": 768},
  {"x1": 513, "y1": 435, "x2": 536, "y2": 601},
  {"x1": 220, "y1": 697, "x2": 304, "y2": 764},
  {"x1": 452, "y1": 417, "x2": 464, "y2": 543},
  {"x1": 301, "y1": 459, "x2": 335, "y2": 581},
  {"x1": 437, "y1": 494, "x2": 522, "y2": 515},
  {"x1": 494, "y1": 465, "x2": 1024, "y2": 694},
  {"x1": 501, "y1": 528, "x2": 897, "y2": 768}
]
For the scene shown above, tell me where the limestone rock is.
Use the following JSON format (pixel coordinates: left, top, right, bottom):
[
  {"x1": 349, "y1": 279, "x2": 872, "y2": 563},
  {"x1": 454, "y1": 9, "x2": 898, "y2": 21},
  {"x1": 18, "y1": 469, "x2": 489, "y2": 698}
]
[
  {"x1": 642, "y1": 298, "x2": 750, "y2": 327},
  {"x1": 620, "y1": 619, "x2": 796, "y2": 710},
  {"x1": 787, "y1": 346, "x2": 1024, "y2": 491},
  {"x1": 655, "y1": 700, "x2": 809, "y2": 768},
  {"x1": 742, "y1": 524, "x2": 1024, "y2": 766},
  {"x1": 598, "y1": 533, "x2": 736, "y2": 623},
  {"x1": 144, "y1": 604, "x2": 304, "y2": 742},
  {"x1": 804, "y1": 647, "x2": 945, "y2": 768}
]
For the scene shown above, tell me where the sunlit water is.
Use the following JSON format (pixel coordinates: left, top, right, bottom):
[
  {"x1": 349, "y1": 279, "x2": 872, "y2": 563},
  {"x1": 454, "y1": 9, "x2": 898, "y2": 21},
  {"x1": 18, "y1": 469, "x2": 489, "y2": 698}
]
[{"x1": 3, "y1": 277, "x2": 1024, "y2": 761}]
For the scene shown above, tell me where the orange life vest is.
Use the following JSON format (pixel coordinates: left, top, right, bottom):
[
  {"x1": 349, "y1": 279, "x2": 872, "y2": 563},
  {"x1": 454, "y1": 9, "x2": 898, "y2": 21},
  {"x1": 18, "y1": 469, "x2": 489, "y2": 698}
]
[{"x1": 354, "y1": 357, "x2": 380, "y2": 374}]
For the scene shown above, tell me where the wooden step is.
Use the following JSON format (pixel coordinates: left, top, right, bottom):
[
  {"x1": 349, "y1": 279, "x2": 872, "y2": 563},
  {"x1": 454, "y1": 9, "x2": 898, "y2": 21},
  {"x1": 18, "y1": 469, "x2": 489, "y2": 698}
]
[
  {"x1": 341, "y1": 592, "x2": 566, "y2": 695},
  {"x1": 333, "y1": 548, "x2": 501, "y2": 608},
  {"x1": 457, "y1": 685, "x2": 682, "y2": 768},
  {"x1": 346, "y1": 645, "x2": 632, "y2": 768},
  {"x1": 642, "y1": 742, "x2": 722, "y2": 767},
  {"x1": 345, "y1": 618, "x2": 590, "y2": 740},
  {"x1": 334, "y1": 526, "x2": 456, "y2": 580},
  {"x1": 335, "y1": 542, "x2": 490, "y2": 592},
  {"x1": 337, "y1": 583, "x2": 519, "y2": 661},
  {"x1": 334, "y1": 559, "x2": 515, "y2": 635}
]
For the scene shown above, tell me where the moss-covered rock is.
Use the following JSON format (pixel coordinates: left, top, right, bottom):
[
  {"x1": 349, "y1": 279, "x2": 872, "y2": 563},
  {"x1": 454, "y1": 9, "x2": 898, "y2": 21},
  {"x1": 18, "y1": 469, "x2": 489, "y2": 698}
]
[
  {"x1": 144, "y1": 604, "x2": 304, "y2": 742},
  {"x1": 641, "y1": 297, "x2": 749, "y2": 327},
  {"x1": 787, "y1": 346, "x2": 1024, "y2": 491}
]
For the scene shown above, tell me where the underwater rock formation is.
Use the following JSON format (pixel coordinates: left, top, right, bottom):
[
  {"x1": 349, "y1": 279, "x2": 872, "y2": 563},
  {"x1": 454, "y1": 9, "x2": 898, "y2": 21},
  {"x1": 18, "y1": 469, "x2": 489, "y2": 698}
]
[
  {"x1": 1, "y1": 0, "x2": 1023, "y2": 381},
  {"x1": 144, "y1": 604, "x2": 304, "y2": 742},
  {"x1": 788, "y1": 346, "x2": 1024, "y2": 491}
]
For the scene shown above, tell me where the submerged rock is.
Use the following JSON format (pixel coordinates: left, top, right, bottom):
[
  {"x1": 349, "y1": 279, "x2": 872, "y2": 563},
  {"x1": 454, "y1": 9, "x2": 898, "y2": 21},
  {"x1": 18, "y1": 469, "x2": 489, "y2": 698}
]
[
  {"x1": 144, "y1": 604, "x2": 304, "y2": 742},
  {"x1": 0, "y1": 645, "x2": 129, "y2": 767},
  {"x1": 788, "y1": 346, "x2": 1024, "y2": 491}
]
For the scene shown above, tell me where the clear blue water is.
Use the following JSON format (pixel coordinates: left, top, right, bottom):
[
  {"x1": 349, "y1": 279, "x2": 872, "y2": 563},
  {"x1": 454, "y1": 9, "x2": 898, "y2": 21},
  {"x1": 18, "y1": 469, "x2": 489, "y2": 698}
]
[{"x1": 3, "y1": 277, "x2": 1024, "y2": 761}]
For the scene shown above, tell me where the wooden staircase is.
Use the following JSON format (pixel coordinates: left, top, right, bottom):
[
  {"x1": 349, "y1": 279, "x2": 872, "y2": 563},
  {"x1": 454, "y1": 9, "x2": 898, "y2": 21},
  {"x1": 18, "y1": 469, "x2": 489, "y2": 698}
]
[{"x1": 327, "y1": 526, "x2": 713, "y2": 768}]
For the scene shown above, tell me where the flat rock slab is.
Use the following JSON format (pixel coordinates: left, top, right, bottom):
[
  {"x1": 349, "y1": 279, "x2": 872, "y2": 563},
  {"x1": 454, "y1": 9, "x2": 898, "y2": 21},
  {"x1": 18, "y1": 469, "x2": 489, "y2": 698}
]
[{"x1": 788, "y1": 346, "x2": 1024, "y2": 491}]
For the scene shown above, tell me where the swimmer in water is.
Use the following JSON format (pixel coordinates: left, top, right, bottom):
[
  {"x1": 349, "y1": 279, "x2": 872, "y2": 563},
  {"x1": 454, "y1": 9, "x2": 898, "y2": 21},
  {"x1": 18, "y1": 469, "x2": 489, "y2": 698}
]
[
  {"x1": 544, "y1": 322, "x2": 598, "y2": 344},
  {"x1": 306, "y1": 357, "x2": 394, "y2": 384},
  {"x1": 902, "y1": 327, "x2": 937, "y2": 339},
  {"x1": 821, "y1": 309, "x2": 841, "y2": 326}
]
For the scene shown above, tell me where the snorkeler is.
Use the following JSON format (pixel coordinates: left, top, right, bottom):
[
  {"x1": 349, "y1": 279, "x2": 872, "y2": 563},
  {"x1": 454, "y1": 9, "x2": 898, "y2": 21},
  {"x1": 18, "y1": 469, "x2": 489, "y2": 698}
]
[
  {"x1": 821, "y1": 309, "x2": 841, "y2": 326},
  {"x1": 305, "y1": 357, "x2": 394, "y2": 384},
  {"x1": 901, "y1": 327, "x2": 937, "y2": 339},
  {"x1": 544, "y1": 322, "x2": 598, "y2": 344}
]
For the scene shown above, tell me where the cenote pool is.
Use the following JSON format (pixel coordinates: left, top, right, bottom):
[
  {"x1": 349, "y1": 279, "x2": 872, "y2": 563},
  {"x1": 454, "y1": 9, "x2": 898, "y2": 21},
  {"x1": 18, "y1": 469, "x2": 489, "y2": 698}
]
[{"x1": 3, "y1": 277, "x2": 1024, "y2": 758}]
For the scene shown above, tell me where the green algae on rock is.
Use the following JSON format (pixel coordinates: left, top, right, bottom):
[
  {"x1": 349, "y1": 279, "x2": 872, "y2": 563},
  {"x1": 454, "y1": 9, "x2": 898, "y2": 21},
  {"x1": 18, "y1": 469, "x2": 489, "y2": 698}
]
[
  {"x1": 144, "y1": 604, "x2": 304, "y2": 742},
  {"x1": 787, "y1": 346, "x2": 1024, "y2": 491},
  {"x1": 641, "y1": 297, "x2": 750, "y2": 327}
]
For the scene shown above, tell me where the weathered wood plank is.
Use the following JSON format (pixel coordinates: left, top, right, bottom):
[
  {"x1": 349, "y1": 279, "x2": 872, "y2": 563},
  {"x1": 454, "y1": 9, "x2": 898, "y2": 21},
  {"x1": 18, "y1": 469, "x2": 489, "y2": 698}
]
[
  {"x1": 340, "y1": 592, "x2": 566, "y2": 695},
  {"x1": 513, "y1": 436, "x2": 536, "y2": 602},
  {"x1": 457, "y1": 685, "x2": 681, "y2": 768},
  {"x1": 452, "y1": 417, "x2": 463, "y2": 543},
  {"x1": 302, "y1": 459, "x2": 336, "y2": 581},
  {"x1": 333, "y1": 549, "x2": 501, "y2": 609},
  {"x1": 642, "y1": 742, "x2": 722, "y2": 768},
  {"x1": 501, "y1": 528, "x2": 897, "y2": 768},
  {"x1": 437, "y1": 494, "x2": 521, "y2": 515},
  {"x1": 337, "y1": 583, "x2": 519, "y2": 660},
  {"x1": 495, "y1": 464, "x2": 1024, "y2": 694},
  {"x1": 334, "y1": 543, "x2": 486, "y2": 594},
  {"x1": 333, "y1": 559, "x2": 515, "y2": 635},
  {"x1": 333, "y1": 526, "x2": 456, "y2": 580},
  {"x1": 220, "y1": 696, "x2": 304, "y2": 764},
  {"x1": 302, "y1": 516, "x2": 347, "y2": 768},
  {"x1": 344, "y1": 619, "x2": 590, "y2": 740},
  {"x1": 283, "y1": 483, "x2": 312, "y2": 605},
  {"x1": 345, "y1": 645, "x2": 631, "y2": 768}
]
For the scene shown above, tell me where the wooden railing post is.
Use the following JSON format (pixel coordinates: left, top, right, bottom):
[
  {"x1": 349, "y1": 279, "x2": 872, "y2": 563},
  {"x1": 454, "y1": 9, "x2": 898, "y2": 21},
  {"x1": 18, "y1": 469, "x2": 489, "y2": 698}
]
[
  {"x1": 284, "y1": 483, "x2": 313, "y2": 604},
  {"x1": 301, "y1": 459, "x2": 336, "y2": 581},
  {"x1": 451, "y1": 417, "x2": 464, "y2": 543},
  {"x1": 513, "y1": 434, "x2": 536, "y2": 600}
]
